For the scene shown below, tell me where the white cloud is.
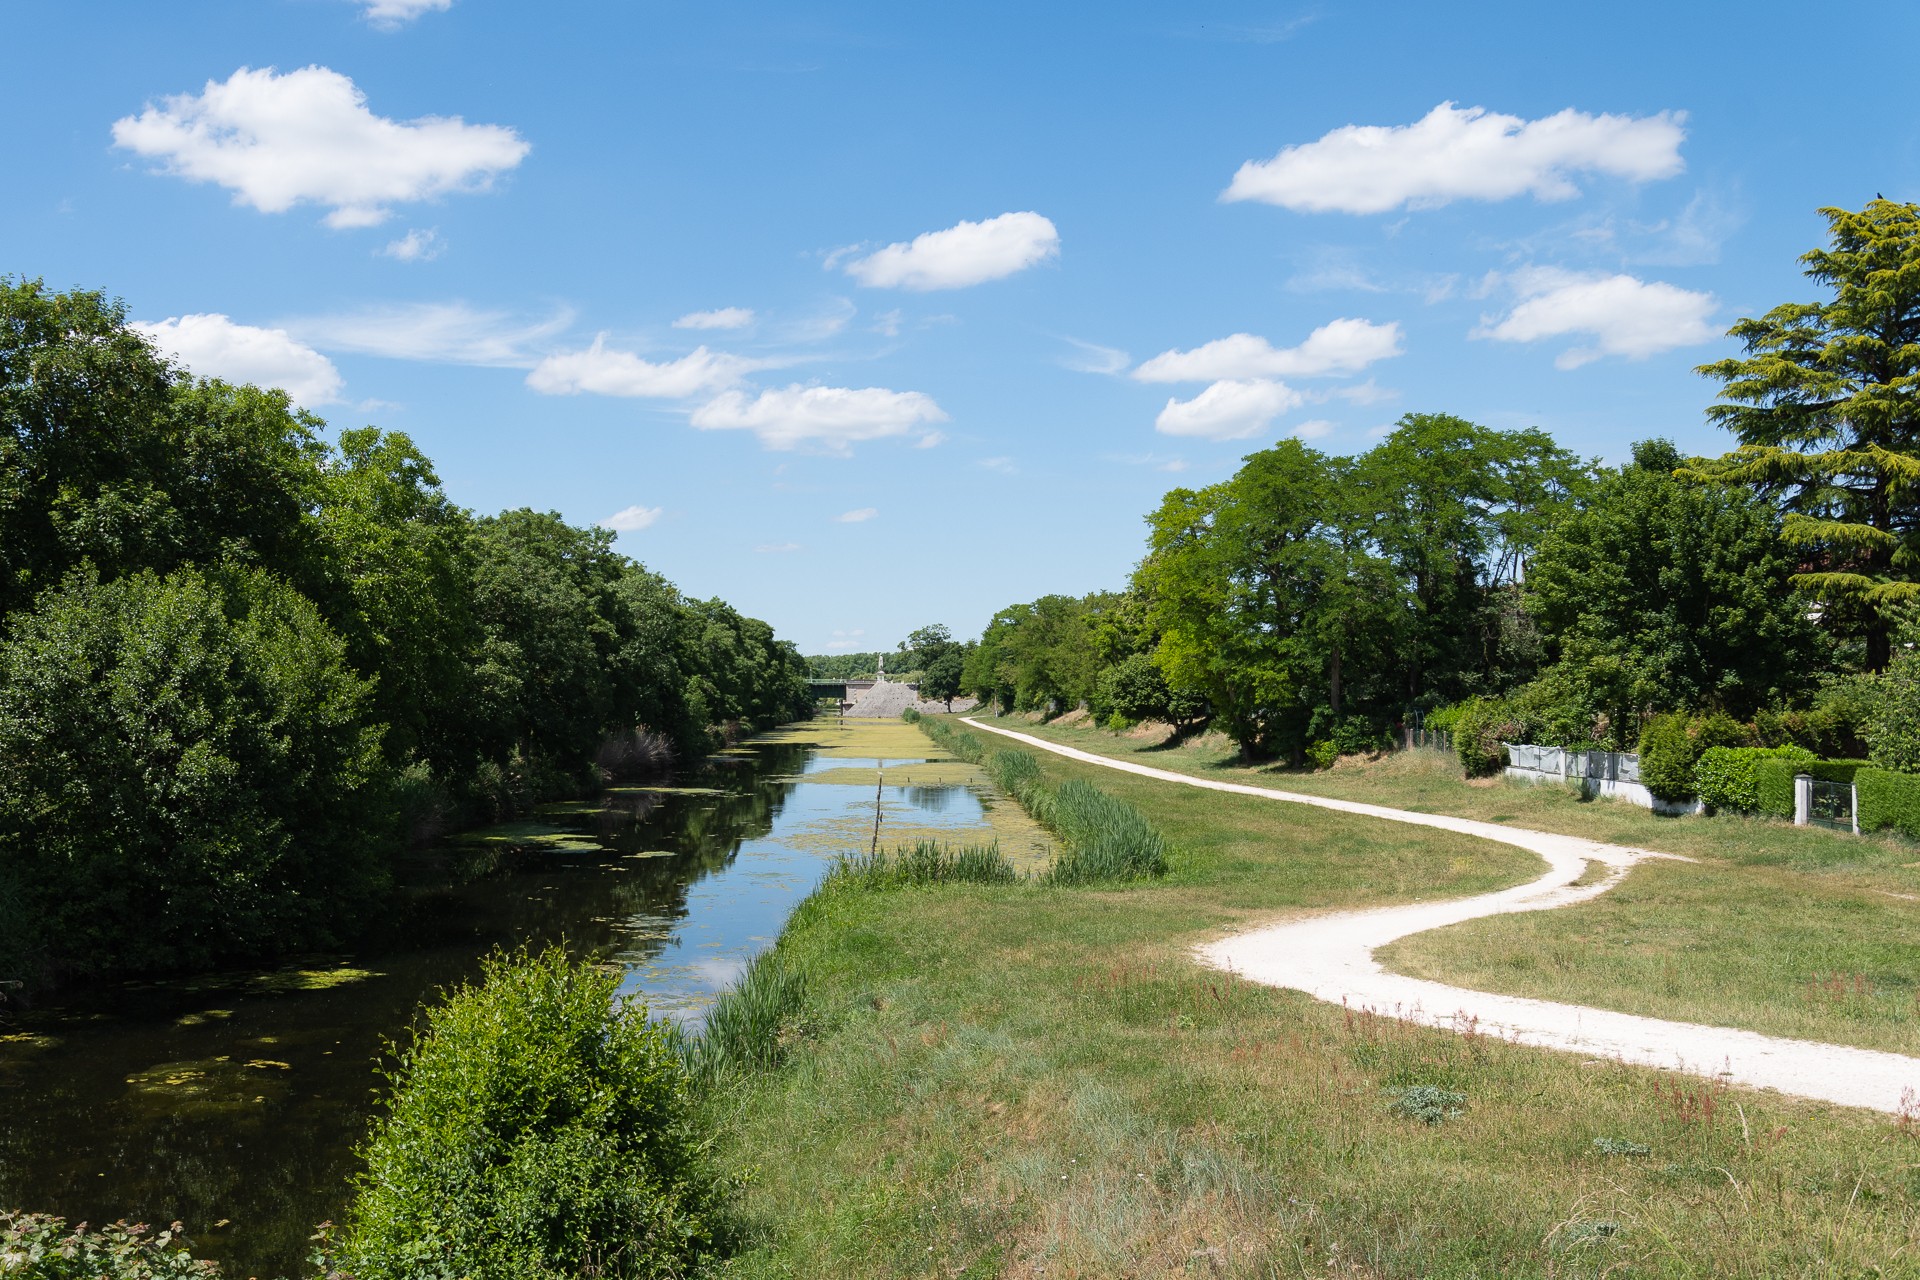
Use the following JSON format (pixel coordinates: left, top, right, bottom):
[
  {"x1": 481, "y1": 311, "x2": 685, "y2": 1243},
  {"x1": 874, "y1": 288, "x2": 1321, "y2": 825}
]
[
  {"x1": 844, "y1": 211, "x2": 1059, "y2": 290},
  {"x1": 1474, "y1": 267, "x2": 1717, "y2": 368},
  {"x1": 359, "y1": 0, "x2": 451, "y2": 28},
  {"x1": 691, "y1": 384, "x2": 947, "y2": 453},
  {"x1": 833, "y1": 507, "x2": 878, "y2": 523},
  {"x1": 915, "y1": 430, "x2": 947, "y2": 449},
  {"x1": 1155, "y1": 378, "x2": 1302, "y2": 440},
  {"x1": 977, "y1": 456, "x2": 1018, "y2": 475},
  {"x1": 284, "y1": 301, "x2": 570, "y2": 366},
  {"x1": 1133, "y1": 318, "x2": 1402, "y2": 383},
  {"x1": 111, "y1": 66, "x2": 529, "y2": 228},
  {"x1": 755, "y1": 542, "x2": 803, "y2": 553},
  {"x1": 526, "y1": 338, "x2": 764, "y2": 398},
  {"x1": 1291, "y1": 418, "x2": 1336, "y2": 440},
  {"x1": 673, "y1": 307, "x2": 755, "y2": 331},
  {"x1": 380, "y1": 227, "x2": 442, "y2": 261},
  {"x1": 133, "y1": 313, "x2": 342, "y2": 408},
  {"x1": 1060, "y1": 337, "x2": 1131, "y2": 375},
  {"x1": 598, "y1": 505, "x2": 662, "y2": 532},
  {"x1": 1225, "y1": 102, "x2": 1685, "y2": 215}
]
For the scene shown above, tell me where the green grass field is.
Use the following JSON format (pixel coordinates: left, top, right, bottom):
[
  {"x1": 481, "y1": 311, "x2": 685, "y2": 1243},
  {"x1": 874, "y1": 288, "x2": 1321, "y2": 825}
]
[
  {"x1": 980, "y1": 714, "x2": 1920, "y2": 1057},
  {"x1": 707, "y1": 717, "x2": 1920, "y2": 1278}
]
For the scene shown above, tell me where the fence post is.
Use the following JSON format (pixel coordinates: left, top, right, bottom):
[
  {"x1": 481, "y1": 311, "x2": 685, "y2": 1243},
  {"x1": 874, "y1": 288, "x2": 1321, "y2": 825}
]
[
  {"x1": 1851, "y1": 783, "x2": 1860, "y2": 836},
  {"x1": 1793, "y1": 773, "x2": 1813, "y2": 826}
]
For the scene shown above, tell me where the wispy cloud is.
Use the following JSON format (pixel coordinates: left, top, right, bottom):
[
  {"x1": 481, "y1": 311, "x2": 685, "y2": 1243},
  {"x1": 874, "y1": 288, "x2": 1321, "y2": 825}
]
[
  {"x1": 380, "y1": 227, "x2": 442, "y2": 261},
  {"x1": 691, "y1": 384, "x2": 946, "y2": 453},
  {"x1": 357, "y1": 0, "x2": 452, "y2": 29},
  {"x1": 977, "y1": 456, "x2": 1018, "y2": 474},
  {"x1": 832, "y1": 507, "x2": 878, "y2": 523},
  {"x1": 1060, "y1": 336, "x2": 1131, "y2": 375},
  {"x1": 842, "y1": 212, "x2": 1059, "y2": 290},
  {"x1": 674, "y1": 307, "x2": 755, "y2": 331},
  {"x1": 598, "y1": 504, "x2": 662, "y2": 532},
  {"x1": 755, "y1": 541, "x2": 803, "y2": 553},
  {"x1": 283, "y1": 301, "x2": 571, "y2": 367}
]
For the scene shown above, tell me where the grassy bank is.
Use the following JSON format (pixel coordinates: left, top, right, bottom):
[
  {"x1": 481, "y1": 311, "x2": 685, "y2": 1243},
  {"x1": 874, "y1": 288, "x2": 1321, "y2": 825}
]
[
  {"x1": 709, "y1": 719, "x2": 1920, "y2": 1277},
  {"x1": 983, "y1": 714, "x2": 1920, "y2": 1055}
]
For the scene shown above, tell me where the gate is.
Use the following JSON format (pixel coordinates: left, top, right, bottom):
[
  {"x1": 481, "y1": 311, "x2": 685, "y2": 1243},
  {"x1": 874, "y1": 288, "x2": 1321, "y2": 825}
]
[{"x1": 1810, "y1": 779, "x2": 1855, "y2": 833}]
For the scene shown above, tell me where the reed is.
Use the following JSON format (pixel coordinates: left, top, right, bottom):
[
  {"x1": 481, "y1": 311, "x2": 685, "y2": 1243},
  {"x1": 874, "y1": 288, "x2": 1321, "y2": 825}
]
[
  {"x1": 827, "y1": 839, "x2": 1020, "y2": 890},
  {"x1": 684, "y1": 948, "x2": 807, "y2": 1082}
]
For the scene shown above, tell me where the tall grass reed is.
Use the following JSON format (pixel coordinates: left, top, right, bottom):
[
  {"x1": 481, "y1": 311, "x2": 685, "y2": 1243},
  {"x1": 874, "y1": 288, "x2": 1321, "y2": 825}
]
[
  {"x1": 680, "y1": 948, "x2": 806, "y2": 1083},
  {"x1": 828, "y1": 839, "x2": 1020, "y2": 890}
]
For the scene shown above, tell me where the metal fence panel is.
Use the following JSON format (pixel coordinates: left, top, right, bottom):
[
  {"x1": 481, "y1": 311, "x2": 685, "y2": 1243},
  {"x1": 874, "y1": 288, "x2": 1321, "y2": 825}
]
[{"x1": 1810, "y1": 780, "x2": 1854, "y2": 832}]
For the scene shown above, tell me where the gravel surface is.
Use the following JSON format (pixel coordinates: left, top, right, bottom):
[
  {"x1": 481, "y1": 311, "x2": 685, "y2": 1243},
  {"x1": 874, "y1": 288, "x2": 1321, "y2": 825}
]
[{"x1": 963, "y1": 717, "x2": 1920, "y2": 1115}]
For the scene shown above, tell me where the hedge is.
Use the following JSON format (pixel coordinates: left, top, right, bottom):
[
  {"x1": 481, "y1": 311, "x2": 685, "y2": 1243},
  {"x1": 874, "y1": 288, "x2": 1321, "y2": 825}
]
[
  {"x1": 1637, "y1": 714, "x2": 1697, "y2": 802},
  {"x1": 1753, "y1": 758, "x2": 1800, "y2": 818},
  {"x1": 1694, "y1": 745, "x2": 1814, "y2": 814},
  {"x1": 1857, "y1": 767, "x2": 1920, "y2": 840}
]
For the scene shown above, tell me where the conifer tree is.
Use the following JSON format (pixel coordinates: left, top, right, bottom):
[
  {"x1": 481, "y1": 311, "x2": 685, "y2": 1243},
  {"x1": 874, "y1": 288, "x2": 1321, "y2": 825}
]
[{"x1": 1695, "y1": 199, "x2": 1920, "y2": 668}]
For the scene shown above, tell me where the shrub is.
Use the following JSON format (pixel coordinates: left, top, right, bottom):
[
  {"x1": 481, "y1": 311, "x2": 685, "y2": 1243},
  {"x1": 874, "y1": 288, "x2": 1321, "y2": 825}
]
[
  {"x1": 1454, "y1": 697, "x2": 1512, "y2": 777},
  {"x1": 0, "y1": 1212, "x2": 216, "y2": 1278},
  {"x1": 1305, "y1": 739, "x2": 1338, "y2": 770},
  {"x1": 1856, "y1": 767, "x2": 1920, "y2": 841},
  {"x1": 1094, "y1": 653, "x2": 1173, "y2": 724},
  {"x1": 1864, "y1": 653, "x2": 1920, "y2": 772},
  {"x1": 1692, "y1": 711, "x2": 1754, "y2": 751},
  {"x1": 1388, "y1": 1084, "x2": 1466, "y2": 1126},
  {"x1": 1754, "y1": 758, "x2": 1801, "y2": 819},
  {"x1": 1637, "y1": 714, "x2": 1698, "y2": 803},
  {"x1": 900, "y1": 706, "x2": 921, "y2": 724},
  {"x1": 1693, "y1": 745, "x2": 1814, "y2": 814},
  {"x1": 1331, "y1": 716, "x2": 1386, "y2": 756},
  {"x1": 1422, "y1": 702, "x2": 1466, "y2": 734},
  {"x1": 1592, "y1": 1137, "x2": 1651, "y2": 1158},
  {"x1": 338, "y1": 946, "x2": 731, "y2": 1280}
]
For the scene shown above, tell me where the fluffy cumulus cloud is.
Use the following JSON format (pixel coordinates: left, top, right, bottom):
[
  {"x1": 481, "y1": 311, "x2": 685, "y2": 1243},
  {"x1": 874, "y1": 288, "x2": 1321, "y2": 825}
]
[
  {"x1": 673, "y1": 307, "x2": 755, "y2": 330},
  {"x1": 132, "y1": 313, "x2": 342, "y2": 407},
  {"x1": 1132, "y1": 318, "x2": 1402, "y2": 383},
  {"x1": 1225, "y1": 102, "x2": 1685, "y2": 214},
  {"x1": 111, "y1": 66, "x2": 530, "y2": 228},
  {"x1": 359, "y1": 0, "x2": 452, "y2": 28},
  {"x1": 1474, "y1": 267, "x2": 1717, "y2": 368},
  {"x1": 690, "y1": 384, "x2": 947, "y2": 452},
  {"x1": 1155, "y1": 378, "x2": 1302, "y2": 441},
  {"x1": 526, "y1": 338, "x2": 764, "y2": 398},
  {"x1": 598, "y1": 505, "x2": 661, "y2": 532},
  {"x1": 844, "y1": 212, "x2": 1059, "y2": 290},
  {"x1": 284, "y1": 301, "x2": 569, "y2": 366}
]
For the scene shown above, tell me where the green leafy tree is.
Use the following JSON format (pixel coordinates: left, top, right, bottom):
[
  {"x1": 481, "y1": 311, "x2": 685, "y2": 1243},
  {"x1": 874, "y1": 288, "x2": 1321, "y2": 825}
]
[
  {"x1": 0, "y1": 564, "x2": 387, "y2": 977},
  {"x1": 1526, "y1": 440, "x2": 1820, "y2": 735},
  {"x1": 1695, "y1": 199, "x2": 1920, "y2": 669}
]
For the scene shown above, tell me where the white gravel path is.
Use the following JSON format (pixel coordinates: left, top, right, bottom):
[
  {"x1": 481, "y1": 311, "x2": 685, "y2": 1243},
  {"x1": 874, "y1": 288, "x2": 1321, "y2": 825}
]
[{"x1": 961, "y1": 718, "x2": 1920, "y2": 1114}]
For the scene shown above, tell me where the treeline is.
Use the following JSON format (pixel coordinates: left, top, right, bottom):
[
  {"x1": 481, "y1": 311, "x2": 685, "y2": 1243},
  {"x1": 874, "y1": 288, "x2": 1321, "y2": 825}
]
[
  {"x1": 0, "y1": 279, "x2": 812, "y2": 989},
  {"x1": 961, "y1": 200, "x2": 1920, "y2": 773}
]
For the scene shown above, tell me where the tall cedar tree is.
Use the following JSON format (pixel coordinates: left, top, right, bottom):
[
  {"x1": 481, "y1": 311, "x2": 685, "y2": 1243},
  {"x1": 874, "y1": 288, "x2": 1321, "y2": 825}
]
[{"x1": 1695, "y1": 199, "x2": 1920, "y2": 669}]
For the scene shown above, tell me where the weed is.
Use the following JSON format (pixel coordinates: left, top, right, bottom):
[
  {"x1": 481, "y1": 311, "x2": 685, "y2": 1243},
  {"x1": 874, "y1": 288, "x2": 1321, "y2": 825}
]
[
  {"x1": 1387, "y1": 1084, "x2": 1467, "y2": 1125},
  {"x1": 1592, "y1": 1136, "x2": 1652, "y2": 1157}
]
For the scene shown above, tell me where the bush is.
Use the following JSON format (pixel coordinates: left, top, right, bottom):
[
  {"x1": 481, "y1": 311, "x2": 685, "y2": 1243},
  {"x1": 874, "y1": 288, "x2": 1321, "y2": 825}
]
[
  {"x1": 1094, "y1": 653, "x2": 1173, "y2": 724},
  {"x1": 1388, "y1": 1084, "x2": 1466, "y2": 1126},
  {"x1": 0, "y1": 1212, "x2": 216, "y2": 1278},
  {"x1": 1754, "y1": 758, "x2": 1801, "y2": 819},
  {"x1": 1305, "y1": 739, "x2": 1338, "y2": 770},
  {"x1": 1856, "y1": 767, "x2": 1920, "y2": 841},
  {"x1": 1636, "y1": 714, "x2": 1698, "y2": 802},
  {"x1": 1454, "y1": 697, "x2": 1512, "y2": 777},
  {"x1": 338, "y1": 947, "x2": 732, "y2": 1280},
  {"x1": 1422, "y1": 702, "x2": 1466, "y2": 734},
  {"x1": 1693, "y1": 745, "x2": 1814, "y2": 814}
]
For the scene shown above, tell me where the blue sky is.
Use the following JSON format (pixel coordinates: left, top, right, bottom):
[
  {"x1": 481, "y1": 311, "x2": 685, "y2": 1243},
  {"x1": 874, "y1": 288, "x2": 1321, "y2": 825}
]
[{"x1": 9, "y1": 1, "x2": 1918, "y2": 655}]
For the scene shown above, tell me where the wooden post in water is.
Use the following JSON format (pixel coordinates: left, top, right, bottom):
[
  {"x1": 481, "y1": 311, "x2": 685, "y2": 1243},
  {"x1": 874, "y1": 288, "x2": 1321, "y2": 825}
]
[{"x1": 870, "y1": 769, "x2": 884, "y2": 857}]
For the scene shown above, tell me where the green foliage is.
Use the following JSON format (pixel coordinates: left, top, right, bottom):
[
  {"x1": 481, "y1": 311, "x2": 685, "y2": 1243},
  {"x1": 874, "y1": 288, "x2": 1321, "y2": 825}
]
[
  {"x1": 805, "y1": 651, "x2": 884, "y2": 680},
  {"x1": 1861, "y1": 648, "x2": 1920, "y2": 773},
  {"x1": 0, "y1": 1212, "x2": 217, "y2": 1279},
  {"x1": 1526, "y1": 441, "x2": 1820, "y2": 727},
  {"x1": 1095, "y1": 651, "x2": 1176, "y2": 724},
  {"x1": 826, "y1": 839, "x2": 1019, "y2": 890},
  {"x1": 339, "y1": 947, "x2": 731, "y2": 1280},
  {"x1": 0, "y1": 564, "x2": 387, "y2": 977},
  {"x1": 913, "y1": 715, "x2": 986, "y2": 765},
  {"x1": 1423, "y1": 702, "x2": 1467, "y2": 733},
  {"x1": 1856, "y1": 767, "x2": 1920, "y2": 840},
  {"x1": 1044, "y1": 779, "x2": 1169, "y2": 884},
  {"x1": 1305, "y1": 740, "x2": 1339, "y2": 770},
  {"x1": 1592, "y1": 1137, "x2": 1651, "y2": 1158},
  {"x1": 1693, "y1": 746, "x2": 1814, "y2": 814},
  {"x1": 1637, "y1": 714, "x2": 1699, "y2": 802},
  {"x1": 1753, "y1": 758, "x2": 1802, "y2": 819},
  {"x1": 1387, "y1": 1084, "x2": 1467, "y2": 1126},
  {"x1": 1453, "y1": 697, "x2": 1512, "y2": 777},
  {"x1": 682, "y1": 949, "x2": 808, "y2": 1083}
]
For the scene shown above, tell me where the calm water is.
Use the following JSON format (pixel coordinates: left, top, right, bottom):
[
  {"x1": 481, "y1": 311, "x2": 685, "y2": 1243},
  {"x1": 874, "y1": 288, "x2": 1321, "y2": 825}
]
[{"x1": 0, "y1": 732, "x2": 984, "y2": 1278}]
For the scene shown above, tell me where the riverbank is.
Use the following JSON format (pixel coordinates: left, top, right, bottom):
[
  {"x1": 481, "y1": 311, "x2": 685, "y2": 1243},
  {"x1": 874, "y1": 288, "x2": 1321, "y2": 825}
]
[{"x1": 710, "y1": 717, "x2": 1920, "y2": 1276}]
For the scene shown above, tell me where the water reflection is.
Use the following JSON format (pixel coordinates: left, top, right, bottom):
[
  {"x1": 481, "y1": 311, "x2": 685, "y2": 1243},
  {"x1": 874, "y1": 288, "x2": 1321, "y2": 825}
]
[{"x1": 0, "y1": 733, "x2": 926, "y2": 1278}]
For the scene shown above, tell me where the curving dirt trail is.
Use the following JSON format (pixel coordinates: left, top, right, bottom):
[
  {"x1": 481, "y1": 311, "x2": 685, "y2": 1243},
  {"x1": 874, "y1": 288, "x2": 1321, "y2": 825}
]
[{"x1": 960, "y1": 718, "x2": 1920, "y2": 1114}]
